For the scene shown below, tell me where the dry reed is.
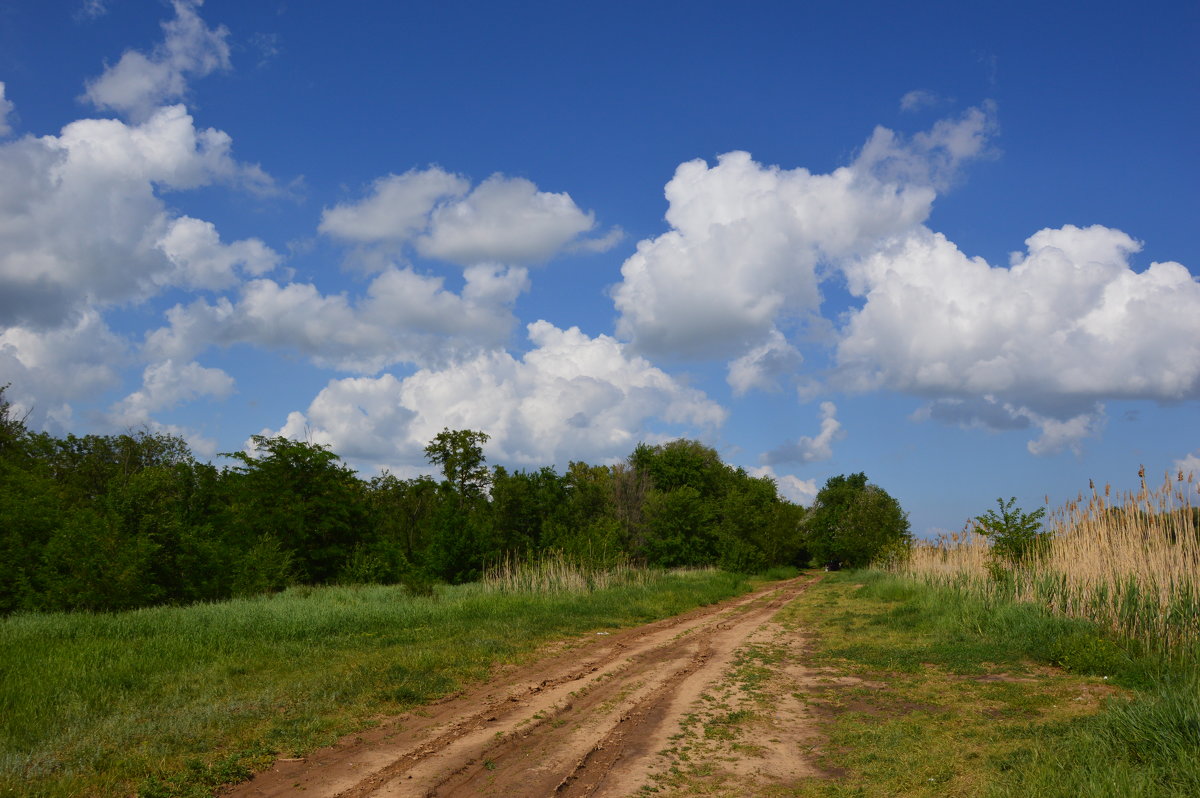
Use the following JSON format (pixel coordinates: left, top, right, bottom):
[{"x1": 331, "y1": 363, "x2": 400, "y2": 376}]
[
  {"x1": 895, "y1": 469, "x2": 1200, "y2": 657},
  {"x1": 481, "y1": 550, "x2": 655, "y2": 593}
]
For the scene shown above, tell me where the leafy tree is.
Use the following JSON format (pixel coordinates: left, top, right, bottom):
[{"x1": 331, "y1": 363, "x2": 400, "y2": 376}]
[
  {"x1": 974, "y1": 497, "x2": 1048, "y2": 565},
  {"x1": 630, "y1": 439, "x2": 729, "y2": 496},
  {"x1": 424, "y1": 428, "x2": 492, "y2": 500},
  {"x1": 641, "y1": 486, "x2": 717, "y2": 567},
  {"x1": 806, "y1": 473, "x2": 911, "y2": 568},
  {"x1": 222, "y1": 435, "x2": 366, "y2": 584}
]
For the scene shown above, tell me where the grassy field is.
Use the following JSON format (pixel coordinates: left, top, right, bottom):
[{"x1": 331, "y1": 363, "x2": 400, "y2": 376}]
[
  {"x1": 782, "y1": 571, "x2": 1199, "y2": 797},
  {"x1": 0, "y1": 567, "x2": 753, "y2": 798}
]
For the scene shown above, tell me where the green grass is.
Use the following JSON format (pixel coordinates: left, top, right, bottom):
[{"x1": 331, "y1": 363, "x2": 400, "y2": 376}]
[
  {"x1": 781, "y1": 571, "x2": 1200, "y2": 797},
  {"x1": 0, "y1": 569, "x2": 752, "y2": 797}
]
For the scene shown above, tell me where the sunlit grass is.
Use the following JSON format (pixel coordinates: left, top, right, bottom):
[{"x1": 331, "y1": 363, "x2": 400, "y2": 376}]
[{"x1": 0, "y1": 569, "x2": 751, "y2": 797}]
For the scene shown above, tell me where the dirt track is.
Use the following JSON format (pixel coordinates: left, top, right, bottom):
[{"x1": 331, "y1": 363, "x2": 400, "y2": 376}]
[{"x1": 224, "y1": 575, "x2": 830, "y2": 797}]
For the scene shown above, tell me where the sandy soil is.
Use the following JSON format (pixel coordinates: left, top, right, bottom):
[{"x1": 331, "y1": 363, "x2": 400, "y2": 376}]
[{"x1": 223, "y1": 575, "x2": 828, "y2": 798}]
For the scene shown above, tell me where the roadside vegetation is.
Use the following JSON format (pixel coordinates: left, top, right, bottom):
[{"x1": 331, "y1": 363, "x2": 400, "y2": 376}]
[
  {"x1": 0, "y1": 565, "x2": 753, "y2": 798},
  {"x1": 780, "y1": 571, "x2": 1199, "y2": 797},
  {"x1": 896, "y1": 470, "x2": 1199, "y2": 660}
]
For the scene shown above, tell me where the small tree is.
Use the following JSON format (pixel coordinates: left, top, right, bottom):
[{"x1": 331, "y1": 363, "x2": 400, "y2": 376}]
[
  {"x1": 974, "y1": 497, "x2": 1048, "y2": 565},
  {"x1": 424, "y1": 428, "x2": 491, "y2": 500},
  {"x1": 805, "y1": 473, "x2": 911, "y2": 568}
]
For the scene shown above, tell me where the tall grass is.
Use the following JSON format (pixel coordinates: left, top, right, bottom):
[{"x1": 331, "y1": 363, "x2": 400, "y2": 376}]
[
  {"x1": 897, "y1": 469, "x2": 1200, "y2": 659},
  {"x1": 0, "y1": 570, "x2": 750, "y2": 797},
  {"x1": 481, "y1": 550, "x2": 657, "y2": 593}
]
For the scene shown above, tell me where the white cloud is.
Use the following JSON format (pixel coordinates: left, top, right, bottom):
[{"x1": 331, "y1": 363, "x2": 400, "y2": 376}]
[
  {"x1": 146, "y1": 264, "x2": 528, "y2": 372},
  {"x1": 0, "y1": 82, "x2": 13, "y2": 137},
  {"x1": 899, "y1": 89, "x2": 942, "y2": 112},
  {"x1": 318, "y1": 167, "x2": 469, "y2": 243},
  {"x1": 762, "y1": 401, "x2": 844, "y2": 465},
  {"x1": 0, "y1": 105, "x2": 278, "y2": 328},
  {"x1": 727, "y1": 330, "x2": 804, "y2": 395},
  {"x1": 611, "y1": 106, "x2": 994, "y2": 361},
  {"x1": 838, "y1": 224, "x2": 1200, "y2": 452},
  {"x1": 157, "y1": 216, "x2": 279, "y2": 290},
  {"x1": 0, "y1": 310, "x2": 128, "y2": 432},
  {"x1": 108, "y1": 358, "x2": 234, "y2": 427},
  {"x1": 417, "y1": 174, "x2": 601, "y2": 265},
  {"x1": 748, "y1": 465, "x2": 818, "y2": 505},
  {"x1": 83, "y1": 0, "x2": 231, "y2": 119},
  {"x1": 320, "y1": 168, "x2": 612, "y2": 267},
  {"x1": 1176, "y1": 451, "x2": 1200, "y2": 481},
  {"x1": 268, "y1": 321, "x2": 727, "y2": 471}
]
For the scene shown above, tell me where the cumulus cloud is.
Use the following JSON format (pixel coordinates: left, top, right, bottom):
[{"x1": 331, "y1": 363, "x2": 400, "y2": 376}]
[
  {"x1": 146, "y1": 264, "x2": 529, "y2": 372},
  {"x1": 748, "y1": 465, "x2": 818, "y2": 505},
  {"x1": 762, "y1": 401, "x2": 844, "y2": 465},
  {"x1": 108, "y1": 358, "x2": 234, "y2": 427},
  {"x1": 83, "y1": 0, "x2": 231, "y2": 119},
  {"x1": 417, "y1": 175, "x2": 600, "y2": 264},
  {"x1": 268, "y1": 321, "x2": 727, "y2": 471},
  {"x1": 320, "y1": 167, "x2": 615, "y2": 267},
  {"x1": 838, "y1": 224, "x2": 1199, "y2": 453},
  {"x1": 0, "y1": 105, "x2": 278, "y2": 328},
  {"x1": 158, "y1": 216, "x2": 280, "y2": 290},
  {"x1": 319, "y1": 167, "x2": 468, "y2": 243},
  {"x1": 612, "y1": 105, "x2": 995, "y2": 361},
  {"x1": 1177, "y1": 451, "x2": 1200, "y2": 480},
  {"x1": 727, "y1": 330, "x2": 804, "y2": 395},
  {"x1": 0, "y1": 310, "x2": 128, "y2": 431},
  {"x1": 0, "y1": 82, "x2": 13, "y2": 137}
]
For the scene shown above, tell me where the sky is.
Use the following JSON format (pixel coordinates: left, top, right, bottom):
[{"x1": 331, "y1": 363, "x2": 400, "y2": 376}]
[{"x1": 1, "y1": 0, "x2": 1197, "y2": 537}]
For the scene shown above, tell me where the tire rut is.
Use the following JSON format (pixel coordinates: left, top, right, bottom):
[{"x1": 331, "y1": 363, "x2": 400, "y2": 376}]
[{"x1": 224, "y1": 575, "x2": 820, "y2": 798}]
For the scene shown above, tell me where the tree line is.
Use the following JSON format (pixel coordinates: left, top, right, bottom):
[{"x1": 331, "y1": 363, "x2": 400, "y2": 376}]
[{"x1": 0, "y1": 386, "x2": 912, "y2": 613}]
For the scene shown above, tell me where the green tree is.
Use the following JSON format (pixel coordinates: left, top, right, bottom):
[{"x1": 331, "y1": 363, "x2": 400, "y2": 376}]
[
  {"x1": 222, "y1": 435, "x2": 366, "y2": 584},
  {"x1": 424, "y1": 428, "x2": 492, "y2": 500},
  {"x1": 974, "y1": 497, "x2": 1048, "y2": 565},
  {"x1": 806, "y1": 473, "x2": 911, "y2": 568}
]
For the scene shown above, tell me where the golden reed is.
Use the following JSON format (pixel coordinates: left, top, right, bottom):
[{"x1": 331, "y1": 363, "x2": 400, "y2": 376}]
[{"x1": 895, "y1": 469, "x2": 1200, "y2": 656}]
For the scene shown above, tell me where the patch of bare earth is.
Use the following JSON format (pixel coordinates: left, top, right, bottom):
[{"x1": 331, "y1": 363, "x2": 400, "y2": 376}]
[{"x1": 222, "y1": 575, "x2": 834, "y2": 797}]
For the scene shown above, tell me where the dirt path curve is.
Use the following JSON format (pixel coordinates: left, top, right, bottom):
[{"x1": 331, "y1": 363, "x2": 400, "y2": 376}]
[{"x1": 224, "y1": 574, "x2": 826, "y2": 798}]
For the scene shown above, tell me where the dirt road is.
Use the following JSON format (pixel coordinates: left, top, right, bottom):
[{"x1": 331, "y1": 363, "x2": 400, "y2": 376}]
[{"x1": 225, "y1": 575, "x2": 834, "y2": 797}]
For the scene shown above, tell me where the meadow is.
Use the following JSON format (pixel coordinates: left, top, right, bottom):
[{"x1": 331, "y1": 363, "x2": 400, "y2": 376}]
[{"x1": 0, "y1": 566, "x2": 751, "y2": 798}]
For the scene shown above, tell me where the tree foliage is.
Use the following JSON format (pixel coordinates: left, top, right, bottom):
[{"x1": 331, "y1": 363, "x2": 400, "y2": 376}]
[
  {"x1": 0, "y1": 387, "x2": 848, "y2": 613},
  {"x1": 806, "y1": 473, "x2": 911, "y2": 568},
  {"x1": 974, "y1": 497, "x2": 1048, "y2": 565}
]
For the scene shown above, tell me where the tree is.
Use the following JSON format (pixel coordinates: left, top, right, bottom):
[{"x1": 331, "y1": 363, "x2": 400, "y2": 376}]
[
  {"x1": 424, "y1": 428, "x2": 492, "y2": 500},
  {"x1": 973, "y1": 497, "x2": 1048, "y2": 565},
  {"x1": 806, "y1": 473, "x2": 911, "y2": 568},
  {"x1": 222, "y1": 435, "x2": 366, "y2": 584}
]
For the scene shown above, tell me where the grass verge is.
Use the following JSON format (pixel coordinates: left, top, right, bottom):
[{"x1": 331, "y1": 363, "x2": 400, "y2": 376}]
[
  {"x1": 0, "y1": 569, "x2": 751, "y2": 798},
  {"x1": 780, "y1": 571, "x2": 1199, "y2": 797}
]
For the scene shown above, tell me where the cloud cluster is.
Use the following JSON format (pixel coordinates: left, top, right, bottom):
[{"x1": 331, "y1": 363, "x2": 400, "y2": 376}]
[
  {"x1": 612, "y1": 107, "x2": 994, "y2": 361},
  {"x1": 320, "y1": 167, "x2": 617, "y2": 267},
  {"x1": 0, "y1": 105, "x2": 277, "y2": 329},
  {"x1": 83, "y1": 0, "x2": 231, "y2": 119},
  {"x1": 762, "y1": 401, "x2": 844, "y2": 465},
  {"x1": 838, "y1": 224, "x2": 1200, "y2": 452},
  {"x1": 146, "y1": 264, "x2": 529, "y2": 372},
  {"x1": 269, "y1": 321, "x2": 727, "y2": 471}
]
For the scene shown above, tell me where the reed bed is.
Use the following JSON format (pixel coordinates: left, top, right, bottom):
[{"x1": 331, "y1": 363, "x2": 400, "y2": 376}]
[
  {"x1": 481, "y1": 550, "x2": 657, "y2": 593},
  {"x1": 896, "y1": 469, "x2": 1200, "y2": 658}
]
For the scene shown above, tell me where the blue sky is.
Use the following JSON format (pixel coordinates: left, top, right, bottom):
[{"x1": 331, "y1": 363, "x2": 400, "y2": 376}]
[{"x1": 1, "y1": 0, "x2": 1197, "y2": 536}]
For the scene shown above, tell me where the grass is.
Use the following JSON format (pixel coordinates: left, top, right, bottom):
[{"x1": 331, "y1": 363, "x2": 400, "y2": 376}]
[
  {"x1": 0, "y1": 567, "x2": 752, "y2": 797},
  {"x1": 781, "y1": 571, "x2": 1200, "y2": 797}
]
